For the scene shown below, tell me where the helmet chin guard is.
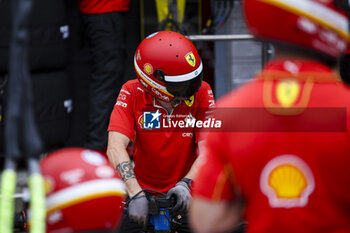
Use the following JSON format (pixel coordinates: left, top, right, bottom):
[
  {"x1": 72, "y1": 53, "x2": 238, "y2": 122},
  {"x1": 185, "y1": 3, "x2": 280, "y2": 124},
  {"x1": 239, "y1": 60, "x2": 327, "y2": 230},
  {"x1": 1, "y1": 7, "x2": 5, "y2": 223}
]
[{"x1": 134, "y1": 31, "x2": 203, "y2": 102}]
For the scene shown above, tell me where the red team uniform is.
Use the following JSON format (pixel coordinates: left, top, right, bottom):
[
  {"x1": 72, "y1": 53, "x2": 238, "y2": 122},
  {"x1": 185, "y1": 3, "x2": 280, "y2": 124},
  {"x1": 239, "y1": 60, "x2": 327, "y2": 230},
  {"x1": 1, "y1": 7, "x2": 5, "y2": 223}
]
[
  {"x1": 193, "y1": 59, "x2": 350, "y2": 232},
  {"x1": 108, "y1": 79, "x2": 214, "y2": 193},
  {"x1": 78, "y1": 0, "x2": 130, "y2": 14},
  {"x1": 108, "y1": 31, "x2": 213, "y2": 232},
  {"x1": 191, "y1": 1, "x2": 350, "y2": 232}
]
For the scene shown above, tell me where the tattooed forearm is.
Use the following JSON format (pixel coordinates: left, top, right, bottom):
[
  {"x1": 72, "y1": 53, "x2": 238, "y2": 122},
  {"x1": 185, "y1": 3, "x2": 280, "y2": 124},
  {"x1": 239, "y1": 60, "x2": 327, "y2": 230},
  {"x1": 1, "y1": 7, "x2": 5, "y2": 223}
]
[{"x1": 116, "y1": 161, "x2": 136, "y2": 181}]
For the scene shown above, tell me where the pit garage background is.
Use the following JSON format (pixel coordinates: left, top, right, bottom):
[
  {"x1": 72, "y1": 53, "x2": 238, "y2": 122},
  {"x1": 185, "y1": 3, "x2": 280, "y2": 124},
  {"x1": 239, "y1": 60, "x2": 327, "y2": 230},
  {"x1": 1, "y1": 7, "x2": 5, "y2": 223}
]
[
  {"x1": 0, "y1": 1, "x2": 270, "y2": 232},
  {"x1": 0, "y1": 0, "x2": 269, "y2": 155}
]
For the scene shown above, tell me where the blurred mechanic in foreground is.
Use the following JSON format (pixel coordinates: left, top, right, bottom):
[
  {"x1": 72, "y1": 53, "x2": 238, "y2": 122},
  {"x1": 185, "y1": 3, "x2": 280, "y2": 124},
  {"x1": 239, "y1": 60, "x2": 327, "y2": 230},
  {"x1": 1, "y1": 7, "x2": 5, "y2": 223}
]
[
  {"x1": 107, "y1": 31, "x2": 215, "y2": 232},
  {"x1": 190, "y1": 0, "x2": 350, "y2": 233},
  {"x1": 41, "y1": 148, "x2": 125, "y2": 233}
]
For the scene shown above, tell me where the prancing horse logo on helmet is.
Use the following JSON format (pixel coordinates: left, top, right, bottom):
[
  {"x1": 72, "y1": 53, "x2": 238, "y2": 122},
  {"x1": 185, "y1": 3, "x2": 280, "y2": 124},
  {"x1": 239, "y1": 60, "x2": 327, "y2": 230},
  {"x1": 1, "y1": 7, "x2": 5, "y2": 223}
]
[{"x1": 185, "y1": 52, "x2": 196, "y2": 67}]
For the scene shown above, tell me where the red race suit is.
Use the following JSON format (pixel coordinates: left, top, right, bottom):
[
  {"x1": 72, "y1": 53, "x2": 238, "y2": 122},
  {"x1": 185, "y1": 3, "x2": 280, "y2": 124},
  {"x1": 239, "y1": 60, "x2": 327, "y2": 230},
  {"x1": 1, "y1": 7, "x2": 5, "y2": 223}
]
[
  {"x1": 193, "y1": 59, "x2": 350, "y2": 233},
  {"x1": 78, "y1": 0, "x2": 130, "y2": 14},
  {"x1": 108, "y1": 79, "x2": 215, "y2": 193}
]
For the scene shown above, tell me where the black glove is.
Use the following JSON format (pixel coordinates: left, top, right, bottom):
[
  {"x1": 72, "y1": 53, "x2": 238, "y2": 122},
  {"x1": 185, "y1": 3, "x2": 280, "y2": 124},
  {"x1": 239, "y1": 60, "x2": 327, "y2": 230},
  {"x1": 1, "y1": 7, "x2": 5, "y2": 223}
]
[
  {"x1": 128, "y1": 194, "x2": 149, "y2": 225},
  {"x1": 166, "y1": 179, "x2": 191, "y2": 215}
]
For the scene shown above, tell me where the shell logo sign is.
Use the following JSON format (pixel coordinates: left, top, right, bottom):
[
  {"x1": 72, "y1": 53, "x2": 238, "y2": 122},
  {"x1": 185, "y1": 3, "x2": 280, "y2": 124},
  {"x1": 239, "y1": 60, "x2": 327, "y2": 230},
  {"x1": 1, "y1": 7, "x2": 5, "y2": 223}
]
[
  {"x1": 260, "y1": 155, "x2": 315, "y2": 208},
  {"x1": 144, "y1": 63, "x2": 153, "y2": 75},
  {"x1": 138, "y1": 114, "x2": 144, "y2": 128}
]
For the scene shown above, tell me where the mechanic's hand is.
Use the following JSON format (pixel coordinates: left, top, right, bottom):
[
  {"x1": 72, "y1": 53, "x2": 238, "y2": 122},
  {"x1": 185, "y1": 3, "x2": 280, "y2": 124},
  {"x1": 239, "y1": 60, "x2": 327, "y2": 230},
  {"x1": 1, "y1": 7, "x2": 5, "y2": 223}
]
[
  {"x1": 128, "y1": 194, "x2": 149, "y2": 225},
  {"x1": 166, "y1": 180, "x2": 191, "y2": 215}
]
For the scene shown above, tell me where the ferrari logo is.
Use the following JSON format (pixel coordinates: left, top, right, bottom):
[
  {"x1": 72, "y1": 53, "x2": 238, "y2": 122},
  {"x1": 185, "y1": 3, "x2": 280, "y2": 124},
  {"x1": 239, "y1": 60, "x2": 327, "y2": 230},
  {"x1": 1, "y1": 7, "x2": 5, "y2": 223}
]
[
  {"x1": 276, "y1": 79, "x2": 300, "y2": 107},
  {"x1": 184, "y1": 96, "x2": 194, "y2": 107},
  {"x1": 44, "y1": 177, "x2": 54, "y2": 194},
  {"x1": 185, "y1": 52, "x2": 196, "y2": 67}
]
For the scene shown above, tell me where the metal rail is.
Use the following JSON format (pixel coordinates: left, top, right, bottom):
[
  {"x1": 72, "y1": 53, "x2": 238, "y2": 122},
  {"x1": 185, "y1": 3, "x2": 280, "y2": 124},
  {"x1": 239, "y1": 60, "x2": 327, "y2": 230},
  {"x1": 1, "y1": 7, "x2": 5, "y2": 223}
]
[{"x1": 187, "y1": 34, "x2": 254, "y2": 41}]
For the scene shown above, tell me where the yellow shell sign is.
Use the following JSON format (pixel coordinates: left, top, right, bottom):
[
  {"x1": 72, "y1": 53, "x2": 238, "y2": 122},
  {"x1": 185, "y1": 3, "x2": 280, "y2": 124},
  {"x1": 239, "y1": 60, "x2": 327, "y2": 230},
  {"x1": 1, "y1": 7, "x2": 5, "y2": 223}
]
[
  {"x1": 260, "y1": 155, "x2": 315, "y2": 208},
  {"x1": 185, "y1": 52, "x2": 196, "y2": 67},
  {"x1": 144, "y1": 63, "x2": 153, "y2": 75},
  {"x1": 269, "y1": 164, "x2": 307, "y2": 198}
]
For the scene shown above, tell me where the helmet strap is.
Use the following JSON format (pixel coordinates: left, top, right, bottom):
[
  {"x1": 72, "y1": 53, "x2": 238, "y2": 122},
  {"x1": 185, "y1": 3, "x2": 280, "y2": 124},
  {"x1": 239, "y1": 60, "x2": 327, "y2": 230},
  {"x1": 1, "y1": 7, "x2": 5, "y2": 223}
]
[
  {"x1": 154, "y1": 69, "x2": 165, "y2": 82},
  {"x1": 170, "y1": 98, "x2": 182, "y2": 108}
]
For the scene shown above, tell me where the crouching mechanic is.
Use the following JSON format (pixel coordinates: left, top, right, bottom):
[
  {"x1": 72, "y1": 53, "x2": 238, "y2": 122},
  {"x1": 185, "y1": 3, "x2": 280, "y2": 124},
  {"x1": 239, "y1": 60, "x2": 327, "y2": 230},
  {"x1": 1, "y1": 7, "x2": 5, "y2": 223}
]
[
  {"x1": 40, "y1": 148, "x2": 126, "y2": 233},
  {"x1": 107, "y1": 31, "x2": 215, "y2": 233}
]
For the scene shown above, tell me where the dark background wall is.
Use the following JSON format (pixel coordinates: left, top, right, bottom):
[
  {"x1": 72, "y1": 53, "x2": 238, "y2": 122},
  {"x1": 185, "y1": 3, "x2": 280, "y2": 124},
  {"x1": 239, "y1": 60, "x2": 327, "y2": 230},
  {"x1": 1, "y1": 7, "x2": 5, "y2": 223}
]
[{"x1": 0, "y1": 0, "x2": 215, "y2": 157}]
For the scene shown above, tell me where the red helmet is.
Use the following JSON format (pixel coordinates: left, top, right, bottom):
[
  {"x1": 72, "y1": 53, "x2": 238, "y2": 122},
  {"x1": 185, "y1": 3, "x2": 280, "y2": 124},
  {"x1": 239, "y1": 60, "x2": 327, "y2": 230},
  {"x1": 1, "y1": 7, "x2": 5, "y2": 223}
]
[
  {"x1": 244, "y1": 0, "x2": 350, "y2": 58},
  {"x1": 40, "y1": 148, "x2": 125, "y2": 233},
  {"x1": 134, "y1": 31, "x2": 203, "y2": 102}
]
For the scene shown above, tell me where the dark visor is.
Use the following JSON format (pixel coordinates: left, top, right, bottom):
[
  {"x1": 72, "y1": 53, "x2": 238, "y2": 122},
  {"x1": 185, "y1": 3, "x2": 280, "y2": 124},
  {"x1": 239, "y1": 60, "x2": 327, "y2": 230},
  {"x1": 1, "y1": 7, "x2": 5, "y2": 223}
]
[{"x1": 164, "y1": 71, "x2": 203, "y2": 98}]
